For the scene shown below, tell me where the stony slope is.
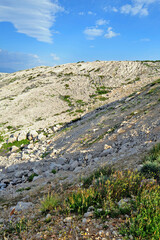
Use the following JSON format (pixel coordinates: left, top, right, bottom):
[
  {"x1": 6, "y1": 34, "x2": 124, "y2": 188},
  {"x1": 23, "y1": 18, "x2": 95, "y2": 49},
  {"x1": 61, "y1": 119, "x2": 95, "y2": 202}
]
[
  {"x1": 0, "y1": 62, "x2": 160, "y2": 239},
  {"x1": 0, "y1": 61, "x2": 160, "y2": 136}
]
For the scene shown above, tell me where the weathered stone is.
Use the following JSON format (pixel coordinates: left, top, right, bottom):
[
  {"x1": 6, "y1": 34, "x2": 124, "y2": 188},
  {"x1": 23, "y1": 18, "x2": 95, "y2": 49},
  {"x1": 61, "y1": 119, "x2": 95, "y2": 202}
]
[
  {"x1": 100, "y1": 148, "x2": 113, "y2": 157},
  {"x1": 84, "y1": 212, "x2": 94, "y2": 218},
  {"x1": 70, "y1": 161, "x2": 78, "y2": 171},
  {"x1": 17, "y1": 131, "x2": 27, "y2": 141},
  {"x1": 7, "y1": 135, "x2": 17, "y2": 143},
  {"x1": 10, "y1": 146, "x2": 19, "y2": 152},
  {"x1": 11, "y1": 201, "x2": 33, "y2": 211},
  {"x1": 37, "y1": 133, "x2": 46, "y2": 141},
  {"x1": 57, "y1": 157, "x2": 67, "y2": 165}
]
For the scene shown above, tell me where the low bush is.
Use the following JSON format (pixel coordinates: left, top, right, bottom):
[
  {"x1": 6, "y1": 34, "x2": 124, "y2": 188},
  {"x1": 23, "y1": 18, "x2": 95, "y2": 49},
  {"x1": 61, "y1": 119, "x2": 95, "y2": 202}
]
[{"x1": 41, "y1": 193, "x2": 60, "y2": 213}]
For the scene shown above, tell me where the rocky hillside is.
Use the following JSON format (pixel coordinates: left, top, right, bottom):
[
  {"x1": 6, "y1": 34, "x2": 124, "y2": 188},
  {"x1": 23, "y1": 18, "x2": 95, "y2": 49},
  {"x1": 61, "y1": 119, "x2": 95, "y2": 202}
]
[
  {"x1": 0, "y1": 61, "x2": 160, "y2": 239},
  {"x1": 0, "y1": 60, "x2": 160, "y2": 136}
]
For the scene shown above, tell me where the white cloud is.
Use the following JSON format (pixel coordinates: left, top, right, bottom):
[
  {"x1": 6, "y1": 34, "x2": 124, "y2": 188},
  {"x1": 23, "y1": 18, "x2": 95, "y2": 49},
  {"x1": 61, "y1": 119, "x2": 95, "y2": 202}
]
[
  {"x1": 0, "y1": 0, "x2": 64, "y2": 43},
  {"x1": 140, "y1": 38, "x2": 151, "y2": 41},
  {"x1": 121, "y1": 0, "x2": 158, "y2": 16},
  {"x1": 121, "y1": 4, "x2": 148, "y2": 16},
  {"x1": 84, "y1": 27, "x2": 104, "y2": 40},
  {"x1": 0, "y1": 49, "x2": 41, "y2": 72},
  {"x1": 79, "y1": 12, "x2": 85, "y2": 16},
  {"x1": 96, "y1": 19, "x2": 109, "y2": 26},
  {"x1": 88, "y1": 11, "x2": 96, "y2": 15},
  {"x1": 51, "y1": 53, "x2": 60, "y2": 61},
  {"x1": 104, "y1": 27, "x2": 120, "y2": 39},
  {"x1": 103, "y1": 6, "x2": 118, "y2": 13}
]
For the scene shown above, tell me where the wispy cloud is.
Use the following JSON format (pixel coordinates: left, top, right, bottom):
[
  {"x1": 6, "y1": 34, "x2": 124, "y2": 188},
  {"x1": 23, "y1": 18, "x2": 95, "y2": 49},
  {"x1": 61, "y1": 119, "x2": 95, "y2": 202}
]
[
  {"x1": 0, "y1": 49, "x2": 41, "y2": 72},
  {"x1": 88, "y1": 11, "x2": 96, "y2": 15},
  {"x1": 84, "y1": 27, "x2": 104, "y2": 40},
  {"x1": 140, "y1": 38, "x2": 151, "y2": 41},
  {"x1": 121, "y1": 0, "x2": 158, "y2": 16},
  {"x1": 105, "y1": 27, "x2": 120, "y2": 39},
  {"x1": 0, "y1": 0, "x2": 64, "y2": 43},
  {"x1": 50, "y1": 53, "x2": 60, "y2": 61},
  {"x1": 96, "y1": 19, "x2": 109, "y2": 26}
]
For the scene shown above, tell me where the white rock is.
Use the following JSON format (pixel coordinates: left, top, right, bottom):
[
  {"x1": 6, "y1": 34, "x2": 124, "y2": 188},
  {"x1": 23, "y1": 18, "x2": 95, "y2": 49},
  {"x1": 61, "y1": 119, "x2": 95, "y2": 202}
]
[
  {"x1": 7, "y1": 136, "x2": 17, "y2": 143},
  {"x1": 17, "y1": 131, "x2": 27, "y2": 141},
  {"x1": 37, "y1": 133, "x2": 46, "y2": 141},
  {"x1": 10, "y1": 146, "x2": 19, "y2": 152}
]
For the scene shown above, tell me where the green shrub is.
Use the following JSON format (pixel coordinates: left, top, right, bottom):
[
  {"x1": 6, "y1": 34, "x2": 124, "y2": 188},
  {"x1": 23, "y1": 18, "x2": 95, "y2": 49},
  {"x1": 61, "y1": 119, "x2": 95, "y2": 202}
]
[
  {"x1": 120, "y1": 185, "x2": 160, "y2": 239},
  {"x1": 51, "y1": 169, "x2": 56, "y2": 174},
  {"x1": 41, "y1": 193, "x2": 60, "y2": 213},
  {"x1": 28, "y1": 173, "x2": 38, "y2": 182},
  {"x1": 0, "y1": 139, "x2": 30, "y2": 152},
  {"x1": 140, "y1": 162, "x2": 160, "y2": 180}
]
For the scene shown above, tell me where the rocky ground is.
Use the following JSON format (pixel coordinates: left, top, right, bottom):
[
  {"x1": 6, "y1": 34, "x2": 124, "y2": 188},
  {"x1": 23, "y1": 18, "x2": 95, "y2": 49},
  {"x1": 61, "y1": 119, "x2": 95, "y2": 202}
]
[{"x1": 0, "y1": 61, "x2": 160, "y2": 239}]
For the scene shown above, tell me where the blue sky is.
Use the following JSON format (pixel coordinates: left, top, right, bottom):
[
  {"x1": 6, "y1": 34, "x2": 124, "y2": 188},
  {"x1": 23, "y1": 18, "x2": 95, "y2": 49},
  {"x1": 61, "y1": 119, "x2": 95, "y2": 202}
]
[{"x1": 0, "y1": 0, "x2": 160, "y2": 72}]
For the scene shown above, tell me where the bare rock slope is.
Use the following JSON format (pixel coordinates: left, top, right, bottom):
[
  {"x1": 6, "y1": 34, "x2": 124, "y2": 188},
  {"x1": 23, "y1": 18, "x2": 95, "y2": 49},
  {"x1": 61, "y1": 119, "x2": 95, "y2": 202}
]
[{"x1": 0, "y1": 60, "x2": 160, "y2": 134}]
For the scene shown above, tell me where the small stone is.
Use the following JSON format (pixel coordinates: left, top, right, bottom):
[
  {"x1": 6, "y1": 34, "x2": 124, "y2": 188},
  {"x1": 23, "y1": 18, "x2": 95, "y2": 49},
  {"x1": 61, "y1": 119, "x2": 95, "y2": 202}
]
[
  {"x1": 46, "y1": 214, "x2": 51, "y2": 220},
  {"x1": 82, "y1": 218, "x2": 87, "y2": 224},
  {"x1": 10, "y1": 146, "x2": 19, "y2": 152},
  {"x1": 106, "y1": 231, "x2": 110, "y2": 237},
  {"x1": 64, "y1": 217, "x2": 72, "y2": 223},
  {"x1": 99, "y1": 230, "x2": 105, "y2": 236},
  {"x1": 17, "y1": 131, "x2": 27, "y2": 141},
  {"x1": 70, "y1": 160, "x2": 78, "y2": 171},
  {"x1": 11, "y1": 201, "x2": 33, "y2": 211},
  {"x1": 112, "y1": 231, "x2": 118, "y2": 236},
  {"x1": 84, "y1": 212, "x2": 94, "y2": 218}
]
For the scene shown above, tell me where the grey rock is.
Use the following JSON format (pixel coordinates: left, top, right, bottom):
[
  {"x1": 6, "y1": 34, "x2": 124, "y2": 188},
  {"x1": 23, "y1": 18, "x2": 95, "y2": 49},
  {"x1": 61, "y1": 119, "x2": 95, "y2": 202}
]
[
  {"x1": 0, "y1": 183, "x2": 6, "y2": 189},
  {"x1": 57, "y1": 157, "x2": 67, "y2": 165},
  {"x1": 84, "y1": 212, "x2": 94, "y2": 218},
  {"x1": 50, "y1": 162, "x2": 62, "y2": 170},
  {"x1": 11, "y1": 201, "x2": 33, "y2": 211},
  {"x1": 15, "y1": 170, "x2": 29, "y2": 178},
  {"x1": 74, "y1": 166, "x2": 83, "y2": 173},
  {"x1": 70, "y1": 160, "x2": 79, "y2": 171},
  {"x1": 62, "y1": 164, "x2": 70, "y2": 171},
  {"x1": 100, "y1": 148, "x2": 113, "y2": 157},
  {"x1": 7, "y1": 165, "x2": 18, "y2": 173}
]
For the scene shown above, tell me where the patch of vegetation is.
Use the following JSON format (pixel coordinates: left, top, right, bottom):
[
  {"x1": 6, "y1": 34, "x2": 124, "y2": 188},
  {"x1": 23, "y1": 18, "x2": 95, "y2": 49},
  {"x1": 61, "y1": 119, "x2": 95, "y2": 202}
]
[
  {"x1": 28, "y1": 173, "x2": 38, "y2": 182},
  {"x1": 76, "y1": 99, "x2": 86, "y2": 106},
  {"x1": 8, "y1": 77, "x2": 18, "y2": 84},
  {"x1": 94, "y1": 68, "x2": 101, "y2": 72},
  {"x1": 96, "y1": 87, "x2": 110, "y2": 95},
  {"x1": 35, "y1": 117, "x2": 43, "y2": 121},
  {"x1": 16, "y1": 187, "x2": 31, "y2": 192},
  {"x1": 41, "y1": 193, "x2": 60, "y2": 213},
  {"x1": 75, "y1": 109, "x2": 84, "y2": 113},
  {"x1": 140, "y1": 143, "x2": 160, "y2": 181},
  {"x1": 64, "y1": 83, "x2": 70, "y2": 89},
  {"x1": 0, "y1": 132, "x2": 4, "y2": 143},
  {"x1": 98, "y1": 96, "x2": 108, "y2": 101},
  {"x1": 59, "y1": 95, "x2": 73, "y2": 107},
  {"x1": 82, "y1": 166, "x2": 114, "y2": 188},
  {"x1": 3, "y1": 217, "x2": 29, "y2": 235},
  {"x1": 0, "y1": 139, "x2": 30, "y2": 153},
  {"x1": 51, "y1": 169, "x2": 57, "y2": 174},
  {"x1": 41, "y1": 151, "x2": 50, "y2": 158}
]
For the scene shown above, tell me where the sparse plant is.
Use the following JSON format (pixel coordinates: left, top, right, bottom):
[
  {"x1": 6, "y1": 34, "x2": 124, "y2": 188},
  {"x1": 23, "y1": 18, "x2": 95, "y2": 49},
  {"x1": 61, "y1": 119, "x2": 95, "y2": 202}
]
[
  {"x1": 28, "y1": 173, "x2": 38, "y2": 182},
  {"x1": 40, "y1": 193, "x2": 60, "y2": 213}
]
